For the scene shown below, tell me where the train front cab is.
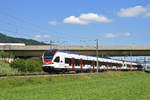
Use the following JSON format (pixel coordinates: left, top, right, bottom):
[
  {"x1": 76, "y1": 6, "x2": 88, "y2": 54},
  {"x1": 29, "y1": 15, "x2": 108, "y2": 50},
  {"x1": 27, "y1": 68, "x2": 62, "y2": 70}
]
[{"x1": 42, "y1": 50, "x2": 59, "y2": 72}]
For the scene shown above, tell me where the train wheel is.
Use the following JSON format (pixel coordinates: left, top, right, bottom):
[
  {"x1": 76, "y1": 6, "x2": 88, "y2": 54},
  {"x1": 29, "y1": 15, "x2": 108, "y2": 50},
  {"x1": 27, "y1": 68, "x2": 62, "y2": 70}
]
[
  {"x1": 42, "y1": 67, "x2": 48, "y2": 72},
  {"x1": 61, "y1": 69, "x2": 67, "y2": 74},
  {"x1": 92, "y1": 70, "x2": 95, "y2": 72},
  {"x1": 83, "y1": 69, "x2": 90, "y2": 73},
  {"x1": 54, "y1": 71, "x2": 60, "y2": 74},
  {"x1": 75, "y1": 71, "x2": 80, "y2": 73}
]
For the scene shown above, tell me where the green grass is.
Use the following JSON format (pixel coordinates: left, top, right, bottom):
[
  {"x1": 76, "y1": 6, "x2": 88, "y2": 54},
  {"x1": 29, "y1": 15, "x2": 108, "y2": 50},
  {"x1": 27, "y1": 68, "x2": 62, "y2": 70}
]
[
  {"x1": 0, "y1": 61, "x2": 19, "y2": 75},
  {"x1": 0, "y1": 72, "x2": 150, "y2": 100}
]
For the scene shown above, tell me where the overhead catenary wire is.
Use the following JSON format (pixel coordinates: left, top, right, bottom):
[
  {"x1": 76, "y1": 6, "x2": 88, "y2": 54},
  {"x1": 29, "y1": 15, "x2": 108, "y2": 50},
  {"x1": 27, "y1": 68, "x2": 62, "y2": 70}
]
[
  {"x1": 0, "y1": 11, "x2": 71, "y2": 36},
  {"x1": 0, "y1": 11, "x2": 95, "y2": 45}
]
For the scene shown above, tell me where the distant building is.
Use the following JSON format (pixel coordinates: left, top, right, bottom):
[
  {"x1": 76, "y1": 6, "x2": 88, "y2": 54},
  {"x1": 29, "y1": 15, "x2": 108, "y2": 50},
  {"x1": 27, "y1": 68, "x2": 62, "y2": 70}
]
[
  {"x1": 0, "y1": 43, "x2": 25, "y2": 46},
  {"x1": 0, "y1": 58, "x2": 14, "y2": 63}
]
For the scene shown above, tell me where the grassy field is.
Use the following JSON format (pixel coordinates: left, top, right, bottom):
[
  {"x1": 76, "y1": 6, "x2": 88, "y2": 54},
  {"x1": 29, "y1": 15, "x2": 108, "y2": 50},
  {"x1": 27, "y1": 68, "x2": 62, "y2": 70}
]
[{"x1": 0, "y1": 71, "x2": 150, "y2": 100}]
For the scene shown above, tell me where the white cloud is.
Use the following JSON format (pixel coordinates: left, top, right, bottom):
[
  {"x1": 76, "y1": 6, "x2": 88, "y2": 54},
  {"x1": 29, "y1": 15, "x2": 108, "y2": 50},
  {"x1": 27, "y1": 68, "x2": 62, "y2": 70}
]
[
  {"x1": 104, "y1": 33, "x2": 118, "y2": 38},
  {"x1": 63, "y1": 13, "x2": 111, "y2": 25},
  {"x1": 64, "y1": 16, "x2": 87, "y2": 24},
  {"x1": 123, "y1": 32, "x2": 131, "y2": 36},
  {"x1": 48, "y1": 21, "x2": 59, "y2": 25},
  {"x1": 80, "y1": 13, "x2": 111, "y2": 23},
  {"x1": 34, "y1": 35, "x2": 50, "y2": 40},
  {"x1": 104, "y1": 32, "x2": 131, "y2": 38},
  {"x1": 117, "y1": 5, "x2": 150, "y2": 18},
  {"x1": 117, "y1": 6, "x2": 147, "y2": 17},
  {"x1": 43, "y1": 35, "x2": 50, "y2": 38},
  {"x1": 34, "y1": 35, "x2": 41, "y2": 39},
  {"x1": 145, "y1": 12, "x2": 150, "y2": 17}
]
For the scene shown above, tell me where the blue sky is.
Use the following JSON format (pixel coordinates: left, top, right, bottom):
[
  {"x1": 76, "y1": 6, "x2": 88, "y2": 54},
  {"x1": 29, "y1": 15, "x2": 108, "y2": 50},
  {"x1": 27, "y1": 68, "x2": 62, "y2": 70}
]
[{"x1": 0, "y1": 0, "x2": 150, "y2": 46}]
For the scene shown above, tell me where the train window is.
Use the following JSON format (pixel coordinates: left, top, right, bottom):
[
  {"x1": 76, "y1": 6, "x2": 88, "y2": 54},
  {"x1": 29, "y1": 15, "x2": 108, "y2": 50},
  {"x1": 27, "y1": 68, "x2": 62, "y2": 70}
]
[
  {"x1": 75, "y1": 59, "x2": 80, "y2": 66},
  {"x1": 98, "y1": 62, "x2": 101, "y2": 66},
  {"x1": 86, "y1": 60, "x2": 89, "y2": 65},
  {"x1": 65, "y1": 58, "x2": 72, "y2": 66},
  {"x1": 127, "y1": 64, "x2": 130, "y2": 67},
  {"x1": 44, "y1": 50, "x2": 56, "y2": 61},
  {"x1": 92, "y1": 61, "x2": 95, "y2": 66},
  {"x1": 101, "y1": 62, "x2": 105, "y2": 65},
  {"x1": 112, "y1": 63, "x2": 116, "y2": 66},
  {"x1": 54, "y1": 57, "x2": 60, "y2": 62},
  {"x1": 87, "y1": 60, "x2": 91, "y2": 65},
  {"x1": 107, "y1": 63, "x2": 112, "y2": 66},
  {"x1": 44, "y1": 56, "x2": 53, "y2": 61},
  {"x1": 89, "y1": 61, "x2": 92, "y2": 65},
  {"x1": 94, "y1": 61, "x2": 96, "y2": 66},
  {"x1": 118, "y1": 63, "x2": 122, "y2": 67},
  {"x1": 83, "y1": 60, "x2": 86, "y2": 65},
  {"x1": 83, "y1": 60, "x2": 88, "y2": 65}
]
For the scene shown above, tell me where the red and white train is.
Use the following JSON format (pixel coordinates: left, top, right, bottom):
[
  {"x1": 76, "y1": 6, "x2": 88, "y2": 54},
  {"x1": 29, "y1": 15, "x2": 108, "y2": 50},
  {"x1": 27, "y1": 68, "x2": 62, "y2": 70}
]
[{"x1": 42, "y1": 49, "x2": 142, "y2": 73}]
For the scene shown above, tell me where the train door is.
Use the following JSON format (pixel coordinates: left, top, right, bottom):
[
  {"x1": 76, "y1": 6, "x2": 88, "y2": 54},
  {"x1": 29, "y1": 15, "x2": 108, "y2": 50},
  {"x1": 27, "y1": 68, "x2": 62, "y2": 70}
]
[
  {"x1": 53, "y1": 56, "x2": 64, "y2": 68},
  {"x1": 92, "y1": 61, "x2": 95, "y2": 71},
  {"x1": 59, "y1": 56, "x2": 65, "y2": 68},
  {"x1": 80, "y1": 59, "x2": 83, "y2": 69},
  {"x1": 98, "y1": 62, "x2": 101, "y2": 71},
  {"x1": 72, "y1": 58, "x2": 75, "y2": 69},
  {"x1": 121, "y1": 61, "x2": 127, "y2": 70},
  {"x1": 110, "y1": 62, "x2": 112, "y2": 70},
  {"x1": 53, "y1": 56, "x2": 60, "y2": 68}
]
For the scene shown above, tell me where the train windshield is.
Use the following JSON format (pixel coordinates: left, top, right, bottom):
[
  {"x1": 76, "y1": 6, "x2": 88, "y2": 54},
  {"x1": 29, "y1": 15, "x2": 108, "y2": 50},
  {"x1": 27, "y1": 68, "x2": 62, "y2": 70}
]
[{"x1": 44, "y1": 50, "x2": 56, "y2": 61}]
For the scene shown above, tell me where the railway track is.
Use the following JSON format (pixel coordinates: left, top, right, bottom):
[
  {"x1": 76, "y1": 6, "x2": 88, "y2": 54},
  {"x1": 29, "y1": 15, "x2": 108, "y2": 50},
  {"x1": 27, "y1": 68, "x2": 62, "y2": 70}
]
[
  {"x1": 0, "y1": 72, "x2": 85, "y2": 78},
  {"x1": 0, "y1": 70, "x2": 144, "y2": 78}
]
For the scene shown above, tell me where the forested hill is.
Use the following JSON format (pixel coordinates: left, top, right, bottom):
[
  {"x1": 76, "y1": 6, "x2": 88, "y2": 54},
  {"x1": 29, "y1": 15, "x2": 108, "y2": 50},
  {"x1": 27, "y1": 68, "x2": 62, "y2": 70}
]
[{"x1": 0, "y1": 33, "x2": 46, "y2": 45}]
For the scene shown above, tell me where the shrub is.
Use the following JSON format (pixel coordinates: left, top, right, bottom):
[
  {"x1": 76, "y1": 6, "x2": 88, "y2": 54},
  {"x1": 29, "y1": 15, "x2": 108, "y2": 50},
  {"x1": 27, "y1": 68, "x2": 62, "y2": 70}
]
[
  {"x1": 10, "y1": 58, "x2": 42, "y2": 73},
  {"x1": 10, "y1": 58, "x2": 26, "y2": 72},
  {"x1": 0, "y1": 50, "x2": 14, "y2": 58},
  {"x1": 25, "y1": 58, "x2": 42, "y2": 72}
]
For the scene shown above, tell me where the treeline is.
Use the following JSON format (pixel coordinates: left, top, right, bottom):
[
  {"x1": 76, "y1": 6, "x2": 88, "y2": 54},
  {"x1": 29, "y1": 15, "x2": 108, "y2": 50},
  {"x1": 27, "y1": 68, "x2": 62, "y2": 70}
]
[
  {"x1": 0, "y1": 51, "x2": 43, "y2": 73},
  {"x1": 10, "y1": 58, "x2": 42, "y2": 73},
  {"x1": 0, "y1": 33, "x2": 46, "y2": 45}
]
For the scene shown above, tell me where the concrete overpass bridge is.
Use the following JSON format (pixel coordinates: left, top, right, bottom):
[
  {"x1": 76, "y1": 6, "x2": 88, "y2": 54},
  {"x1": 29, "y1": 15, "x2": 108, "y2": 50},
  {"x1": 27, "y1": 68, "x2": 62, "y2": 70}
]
[{"x1": 0, "y1": 45, "x2": 150, "y2": 58}]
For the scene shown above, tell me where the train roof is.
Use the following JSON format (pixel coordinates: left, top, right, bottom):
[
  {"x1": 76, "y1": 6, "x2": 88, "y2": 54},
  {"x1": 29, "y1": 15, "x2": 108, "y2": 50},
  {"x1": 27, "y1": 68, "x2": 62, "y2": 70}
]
[{"x1": 46, "y1": 49, "x2": 138, "y2": 64}]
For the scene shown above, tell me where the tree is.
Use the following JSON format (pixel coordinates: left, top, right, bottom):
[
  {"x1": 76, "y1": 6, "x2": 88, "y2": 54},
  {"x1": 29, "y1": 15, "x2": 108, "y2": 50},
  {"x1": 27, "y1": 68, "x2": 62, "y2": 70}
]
[{"x1": 0, "y1": 50, "x2": 14, "y2": 58}]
